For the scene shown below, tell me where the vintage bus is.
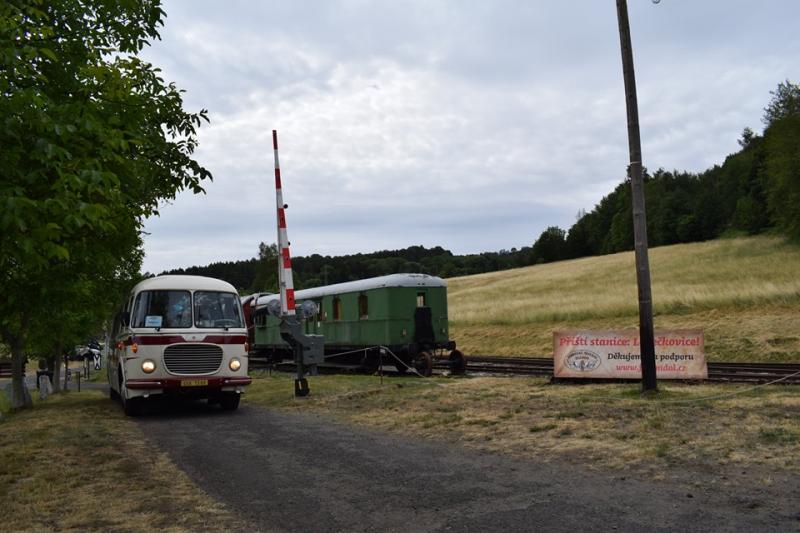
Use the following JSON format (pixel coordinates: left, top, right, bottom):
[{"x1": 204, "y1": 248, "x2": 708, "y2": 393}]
[{"x1": 108, "y1": 275, "x2": 251, "y2": 415}]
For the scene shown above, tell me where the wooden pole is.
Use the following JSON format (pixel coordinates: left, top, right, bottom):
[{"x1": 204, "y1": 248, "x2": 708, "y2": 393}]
[{"x1": 616, "y1": 0, "x2": 657, "y2": 391}]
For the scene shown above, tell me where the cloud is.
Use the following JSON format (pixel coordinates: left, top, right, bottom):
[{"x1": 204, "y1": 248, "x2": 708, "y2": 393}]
[{"x1": 141, "y1": 0, "x2": 800, "y2": 273}]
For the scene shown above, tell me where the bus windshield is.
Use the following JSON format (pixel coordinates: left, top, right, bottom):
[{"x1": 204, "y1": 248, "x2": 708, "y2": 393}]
[
  {"x1": 132, "y1": 290, "x2": 192, "y2": 329},
  {"x1": 194, "y1": 291, "x2": 244, "y2": 329}
]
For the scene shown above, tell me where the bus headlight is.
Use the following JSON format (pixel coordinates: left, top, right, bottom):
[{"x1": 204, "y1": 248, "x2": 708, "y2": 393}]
[
  {"x1": 142, "y1": 360, "x2": 156, "y2": 373},
  {"x1": 229, "y1": 358, "x2": 241, "y2": 371}
]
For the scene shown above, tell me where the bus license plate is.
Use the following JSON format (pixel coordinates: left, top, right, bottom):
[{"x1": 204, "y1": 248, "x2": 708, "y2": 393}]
[{"x1": 182, "y1": 380, "x2": 208, "y2": 387}]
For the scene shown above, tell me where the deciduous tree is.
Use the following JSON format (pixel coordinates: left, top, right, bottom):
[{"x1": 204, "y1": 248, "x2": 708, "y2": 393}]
[{"x1": 0, "y1": 0, "x2": 212, "y2": 408}]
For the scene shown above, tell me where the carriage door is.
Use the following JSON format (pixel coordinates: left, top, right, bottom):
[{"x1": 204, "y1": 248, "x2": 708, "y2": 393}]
[{"x1": 414, "y1": 291, "x2": 435, "y2": 344}]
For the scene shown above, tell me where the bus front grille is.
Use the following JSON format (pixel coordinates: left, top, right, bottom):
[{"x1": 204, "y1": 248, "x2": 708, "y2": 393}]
[{"x1": 163, "y1": 344, "x2": 223, "y2": 375}]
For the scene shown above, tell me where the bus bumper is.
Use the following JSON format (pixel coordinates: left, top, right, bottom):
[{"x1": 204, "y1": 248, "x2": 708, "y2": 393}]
[{"x1": 125, "y1": 377, "x2": 251, "y2": 398}]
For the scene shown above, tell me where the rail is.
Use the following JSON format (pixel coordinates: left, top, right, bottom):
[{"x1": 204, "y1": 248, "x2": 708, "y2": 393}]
[
  {"x1": 445, "y1": 356, "x2": 800, "y2": 384},
  {"x1": 251, "y1": 355, "x2": 800, "y2": 385}
]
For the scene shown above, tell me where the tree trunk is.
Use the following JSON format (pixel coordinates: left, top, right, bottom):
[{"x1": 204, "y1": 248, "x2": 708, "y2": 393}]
[
  {"x1": 9, "y1": 334, "x2": 32, "y2": 409},
  {"x1": 51, "y1": 343, "x2": 63, "y2": 393},
  {"x1": 64, "y1": 354, "x2": 70, "y2": 391}
]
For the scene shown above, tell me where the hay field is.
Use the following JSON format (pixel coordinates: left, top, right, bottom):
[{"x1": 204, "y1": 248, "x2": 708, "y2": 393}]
[
  {"x1": 448, "y1": 236, "x2": 800, "y2": 361},
  {"x1": 0, "y1": 392, "x2": 244, "y2": 531}
]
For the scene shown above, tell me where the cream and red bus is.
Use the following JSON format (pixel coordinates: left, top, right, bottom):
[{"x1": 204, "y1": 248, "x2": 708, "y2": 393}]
[{"x1": 108, "y1": 275, "x2": 251, "y2": 415}]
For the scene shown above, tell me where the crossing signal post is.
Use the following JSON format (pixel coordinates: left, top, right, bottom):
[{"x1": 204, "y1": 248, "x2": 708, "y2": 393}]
[{"x1": 271, "y1": 130, "x2": 324, "y2": 396}]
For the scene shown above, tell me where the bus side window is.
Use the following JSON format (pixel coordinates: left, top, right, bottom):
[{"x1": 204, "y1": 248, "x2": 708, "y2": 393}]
[{"x1": 358, "y1": 294, "x2": 368, "y2": 320}]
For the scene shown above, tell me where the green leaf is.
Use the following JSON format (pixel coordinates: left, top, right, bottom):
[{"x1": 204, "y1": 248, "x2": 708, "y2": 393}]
[{"x1": 40, "y1": 47, "x2": 57, "y2": 61}]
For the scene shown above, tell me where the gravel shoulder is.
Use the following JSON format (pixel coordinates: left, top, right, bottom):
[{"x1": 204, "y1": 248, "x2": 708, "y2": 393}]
[{"x1": 137, "y1": 403, "x2": 799, "y2": 532}]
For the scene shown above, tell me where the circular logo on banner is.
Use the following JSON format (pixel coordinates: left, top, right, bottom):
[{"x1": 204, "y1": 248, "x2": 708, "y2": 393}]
[{"x1": 566, "y1": 350, "x2": 602, "y2": 372}]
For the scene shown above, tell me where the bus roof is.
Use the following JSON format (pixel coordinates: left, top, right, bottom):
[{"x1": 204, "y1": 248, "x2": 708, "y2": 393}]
[{"x1": 131, "y1": 275, "x2": 238, "y2": 294}]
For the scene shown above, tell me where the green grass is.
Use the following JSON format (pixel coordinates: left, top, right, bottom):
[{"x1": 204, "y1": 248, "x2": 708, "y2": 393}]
[
  {"x1": 448, "y1": 236, "x2": 800, "y2": 361},
  {"x1": 759, "y1": 427, "x2": 799, "y2": 444},
  {"x1": 529, "y1": 423, "x2": 557, "y2": 433}
]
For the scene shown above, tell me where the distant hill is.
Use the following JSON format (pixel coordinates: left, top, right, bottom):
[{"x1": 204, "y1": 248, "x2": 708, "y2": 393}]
[{"x1": 448, "y1": 235, "x2": 800, "y2": 362}]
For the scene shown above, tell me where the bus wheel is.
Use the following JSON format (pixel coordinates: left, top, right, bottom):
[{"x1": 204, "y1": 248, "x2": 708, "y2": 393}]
[
  {"x1": 109, "y1": 369, "x2": 120, "y2": 401},
  {"x1": 220, "y1": 393, "x2": 240, "y2": 411},
  {"x1": 120, "y1": 370, "x2": 142, "y2": 416},
  {"x1": 122, "y1": 391, "x2": 142, "y2": 416},
  {"x1": 414, "y1": 351, "x2": 433, "y2": 377}
]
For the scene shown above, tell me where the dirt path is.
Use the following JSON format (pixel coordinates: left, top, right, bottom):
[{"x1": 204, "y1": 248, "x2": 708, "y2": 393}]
[{"x1": 138, "y1": 403, "x2": 799, "y2": 532}]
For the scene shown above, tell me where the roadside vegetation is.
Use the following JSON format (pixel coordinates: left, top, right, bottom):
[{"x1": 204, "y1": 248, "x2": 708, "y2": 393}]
[
  {"x1": 1, "y1": 1, "x2": 212, "y2": 410},
  {"x1": 449, "y1": 235, "x2": 800, "y2": 361},
  {"x1": 0, "y1": 392, "x2": 243, "y2": 531},
  {"x1": 245, "y1": 372, "x2": 800, "y2": 480}
]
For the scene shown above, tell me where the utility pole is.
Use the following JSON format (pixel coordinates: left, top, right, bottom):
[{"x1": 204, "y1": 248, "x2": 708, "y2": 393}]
[{"x1": 615, "y1": 0, "x2": 657, "y2": 391}]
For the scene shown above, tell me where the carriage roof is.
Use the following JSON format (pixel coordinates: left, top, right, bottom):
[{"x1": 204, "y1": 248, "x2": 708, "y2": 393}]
[{"x1": 248, "y1": 273, "x2": 446, "y2": 308}]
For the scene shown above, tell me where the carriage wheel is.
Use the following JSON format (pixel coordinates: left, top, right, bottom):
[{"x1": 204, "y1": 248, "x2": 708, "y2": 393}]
[
  {"x1": 414, "y1": 351, "x2": 433, "y2": 377},
  {"x1": 449, "y1": 349, "x2": 466, "y2": 375}
]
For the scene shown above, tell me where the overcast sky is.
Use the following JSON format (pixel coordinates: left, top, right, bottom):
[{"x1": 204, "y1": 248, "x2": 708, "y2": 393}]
[{"x1": 139, "y1": 0, "x2": 798, "y2": 274}]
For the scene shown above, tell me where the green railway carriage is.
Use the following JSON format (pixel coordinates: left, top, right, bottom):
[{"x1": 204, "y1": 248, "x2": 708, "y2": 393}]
[{"x1": 243, "y1": 273, "x2": 463, "y2": 375}]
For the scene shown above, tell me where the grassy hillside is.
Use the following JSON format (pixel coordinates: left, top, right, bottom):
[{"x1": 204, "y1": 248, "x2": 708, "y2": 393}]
[{"x1": 448, "y1": 236, "x2": 800, "y2": 362}]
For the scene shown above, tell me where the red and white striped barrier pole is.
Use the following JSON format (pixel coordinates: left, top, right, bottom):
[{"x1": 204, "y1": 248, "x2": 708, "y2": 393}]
[
  {"x1": 270, "y1": 130, "x2": 321, "y2": 397},
  {"x1": 272, "y1": 130, "x2": 296, "y2": 317}
]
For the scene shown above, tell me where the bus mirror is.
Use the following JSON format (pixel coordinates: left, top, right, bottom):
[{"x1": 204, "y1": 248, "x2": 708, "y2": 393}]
[{"x1": 121, "y1": 311, "x2": 130, "y2": 327}]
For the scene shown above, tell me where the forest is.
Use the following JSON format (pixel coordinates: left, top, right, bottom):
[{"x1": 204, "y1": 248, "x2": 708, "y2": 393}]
[{"x1": 163, "y1": 81, "x2": 800, "y2": 294}]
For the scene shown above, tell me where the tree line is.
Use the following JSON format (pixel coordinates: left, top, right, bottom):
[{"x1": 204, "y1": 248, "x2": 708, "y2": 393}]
[
  {"x1": 558, "y1": 80, "x2": 799, "y2": 261},
  {"x1": 166, "y1": 80, "x2": 800, "y2": 294}
]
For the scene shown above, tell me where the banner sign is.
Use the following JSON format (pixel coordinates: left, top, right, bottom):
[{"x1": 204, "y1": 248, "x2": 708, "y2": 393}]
[{"x1": 553, "y1": 329, "x2": 707, "y2": 380}]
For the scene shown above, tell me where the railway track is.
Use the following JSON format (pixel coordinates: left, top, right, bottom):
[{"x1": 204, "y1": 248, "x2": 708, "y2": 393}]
[
  {"x1": 441, "y1": 356, "x2": 800, "y2": 384},
  {"x1": 252, "y1": 355, "x2": 800, "y2": 385}
]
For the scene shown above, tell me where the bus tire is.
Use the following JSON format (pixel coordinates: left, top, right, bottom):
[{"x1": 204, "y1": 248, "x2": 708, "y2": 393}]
[
  {"x1": 122, "y1": 393, "x2": 142, "y2": 416},
  {"x1": 120, "y1": 369, "x2": 142, "y2": 416},
  {"x1": 220, "y1": 393, "x2": 240, "y2": 411}
]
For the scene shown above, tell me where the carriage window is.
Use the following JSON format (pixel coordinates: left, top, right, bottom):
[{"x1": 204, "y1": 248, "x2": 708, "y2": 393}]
[
  {"x1": 333, "y1": 297, "x2": 342, "y2": 321},
  {"x1": 416, "y1": 292, "x2": 426, "y2": 307},
  {"x1": 358, "y1": 294, "x2": 368, "y2": 319}
]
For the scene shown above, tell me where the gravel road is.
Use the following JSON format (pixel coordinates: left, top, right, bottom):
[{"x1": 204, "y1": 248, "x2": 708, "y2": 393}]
[{"x1": 138, "y1": 403, "x2": 799, "y2": 532}]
